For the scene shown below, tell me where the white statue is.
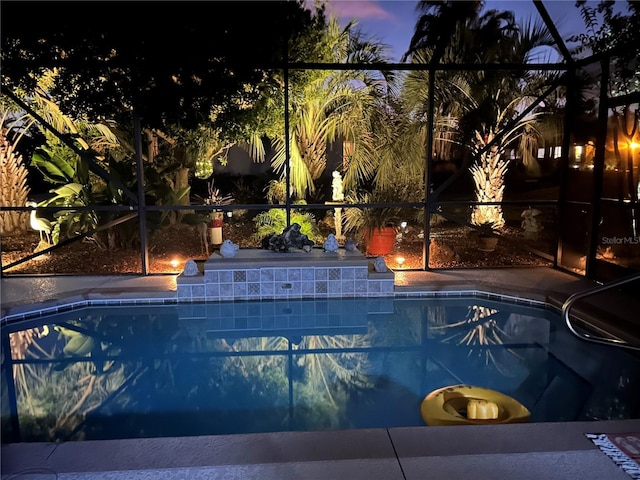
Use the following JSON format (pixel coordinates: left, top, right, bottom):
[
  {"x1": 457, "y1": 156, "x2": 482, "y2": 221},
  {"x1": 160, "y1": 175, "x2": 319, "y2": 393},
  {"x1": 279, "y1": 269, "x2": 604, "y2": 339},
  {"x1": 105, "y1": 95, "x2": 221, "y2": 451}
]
[
  {"x1": 521, "y1": 208, "x2": 543, "y2": 240},
  {"x1": 344, "y1": 238, "x2": 358, "y2": 252},
  {"x1": 183, "y1": 259, "x2": 200, "y2": 276},
  {"x1": 330, "y1": 171, "x2": 345, "y2": 239},
  {"x1": 323, "y1": 233, "x2": 339, "y2": 253},
  {"x1": 331, "y1": 171, "x2": 344, "y2": 201},
  {"x1": 220, "y1": 239, "x2": 239, "y2": 258}
]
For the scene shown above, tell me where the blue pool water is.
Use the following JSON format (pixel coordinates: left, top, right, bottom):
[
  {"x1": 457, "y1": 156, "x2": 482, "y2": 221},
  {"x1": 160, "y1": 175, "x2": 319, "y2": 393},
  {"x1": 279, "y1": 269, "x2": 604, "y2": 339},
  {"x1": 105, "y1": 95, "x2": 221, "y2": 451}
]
[{"x1": 2, "y1": 296, "x2": 639, "y2": 443}]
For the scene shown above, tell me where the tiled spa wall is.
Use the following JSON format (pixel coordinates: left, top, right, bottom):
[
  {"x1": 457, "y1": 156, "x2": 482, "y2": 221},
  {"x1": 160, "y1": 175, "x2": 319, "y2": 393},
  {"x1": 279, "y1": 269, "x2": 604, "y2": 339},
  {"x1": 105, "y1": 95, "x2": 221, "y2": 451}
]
[{"x1": 177, "y1": 265, "x2": 395, "y2": 301}]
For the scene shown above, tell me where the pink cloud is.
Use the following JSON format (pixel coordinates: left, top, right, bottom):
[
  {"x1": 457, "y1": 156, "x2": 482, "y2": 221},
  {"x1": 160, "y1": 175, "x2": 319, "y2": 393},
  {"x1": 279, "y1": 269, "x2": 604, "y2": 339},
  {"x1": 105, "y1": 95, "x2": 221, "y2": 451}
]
[{"x1": 323, "y1": 1, "x2": 395, "y2": 22}]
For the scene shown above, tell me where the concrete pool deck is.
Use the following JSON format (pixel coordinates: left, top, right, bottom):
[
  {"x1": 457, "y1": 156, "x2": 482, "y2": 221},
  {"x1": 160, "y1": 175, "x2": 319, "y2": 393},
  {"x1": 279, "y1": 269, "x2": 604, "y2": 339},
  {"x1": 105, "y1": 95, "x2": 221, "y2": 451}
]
[
  {"x1": 0, "y1": 266, "x2": 599, "y2": 317},
  {"x1": 2, "y1": 266, "x2": 640, "y2": 479}
]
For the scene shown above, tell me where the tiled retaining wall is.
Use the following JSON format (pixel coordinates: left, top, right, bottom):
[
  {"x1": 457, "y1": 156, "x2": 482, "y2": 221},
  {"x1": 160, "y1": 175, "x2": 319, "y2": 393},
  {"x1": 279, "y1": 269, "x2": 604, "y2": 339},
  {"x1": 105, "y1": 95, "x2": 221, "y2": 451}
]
[{"x1": 176, "y1": 248, "x2": 395, "y2": 302}]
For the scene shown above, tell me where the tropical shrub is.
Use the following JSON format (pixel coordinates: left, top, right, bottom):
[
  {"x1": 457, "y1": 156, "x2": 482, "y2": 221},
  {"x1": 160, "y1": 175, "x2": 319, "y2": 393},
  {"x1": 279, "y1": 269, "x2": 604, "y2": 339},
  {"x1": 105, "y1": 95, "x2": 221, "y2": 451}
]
[{"x1": 252, "y1": 201, "x2": 323, "y2": 245}]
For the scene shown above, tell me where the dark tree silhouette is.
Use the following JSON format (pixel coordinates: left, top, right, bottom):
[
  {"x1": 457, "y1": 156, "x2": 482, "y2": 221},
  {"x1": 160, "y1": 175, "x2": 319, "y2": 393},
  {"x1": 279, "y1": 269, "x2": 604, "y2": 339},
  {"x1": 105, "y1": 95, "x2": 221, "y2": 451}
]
[{"x1": 1, "y1": 1, "x2": 325, "y2": 131}]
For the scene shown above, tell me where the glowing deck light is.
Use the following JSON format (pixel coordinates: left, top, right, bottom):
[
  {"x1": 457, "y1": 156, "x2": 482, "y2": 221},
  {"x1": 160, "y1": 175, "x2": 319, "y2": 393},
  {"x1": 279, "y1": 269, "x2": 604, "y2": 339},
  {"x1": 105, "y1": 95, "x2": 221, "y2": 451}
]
[
  {"x1": 396, "y1": 256, "x2": 405, "y2": 266},
  {"x1": 170, "y1": 259, "x2": 180, "y2": 268}
]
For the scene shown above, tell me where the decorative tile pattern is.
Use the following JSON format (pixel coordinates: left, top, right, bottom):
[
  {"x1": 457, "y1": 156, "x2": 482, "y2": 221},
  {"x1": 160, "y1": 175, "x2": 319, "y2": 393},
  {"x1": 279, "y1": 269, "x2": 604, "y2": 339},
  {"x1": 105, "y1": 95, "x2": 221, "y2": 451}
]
[
  {"x1": 316, "y1": 281, "x2": 328, "y2": 294},
  {"x1": 174, "y1": 252, "x2": 399, "y2": 303}
]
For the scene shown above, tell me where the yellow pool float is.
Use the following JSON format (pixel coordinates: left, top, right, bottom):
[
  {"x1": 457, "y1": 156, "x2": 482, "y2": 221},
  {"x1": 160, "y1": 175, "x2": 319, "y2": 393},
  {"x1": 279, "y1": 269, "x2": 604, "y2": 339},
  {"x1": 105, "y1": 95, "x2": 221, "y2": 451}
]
[{"x1": 420, "y1": 384, "x2": 531, "y2": 426}]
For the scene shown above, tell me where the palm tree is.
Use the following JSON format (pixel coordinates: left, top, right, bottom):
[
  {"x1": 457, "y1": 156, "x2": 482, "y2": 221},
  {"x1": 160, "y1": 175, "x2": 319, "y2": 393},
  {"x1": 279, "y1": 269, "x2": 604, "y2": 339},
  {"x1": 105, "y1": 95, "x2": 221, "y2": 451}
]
[
  {"x1": 268, "y1": 16, "x2": 398, "y2": 200},
  {"x1": 0, "y1": 107, "x2": 31, "y2": 234},
  {"x1": 404, "y1": 1, "x2": 485, "y2": 63},
  {"x1": 403, "y1": 2, "x2": 558, "y2": 227}
]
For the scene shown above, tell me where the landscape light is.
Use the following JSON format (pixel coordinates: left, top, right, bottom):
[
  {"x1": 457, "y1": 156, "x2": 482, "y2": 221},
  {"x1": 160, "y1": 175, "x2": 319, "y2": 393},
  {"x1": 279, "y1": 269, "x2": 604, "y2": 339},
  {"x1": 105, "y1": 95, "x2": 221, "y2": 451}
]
[{"x1": 574, "y1": 145, "x2": 583, "y2": 160}]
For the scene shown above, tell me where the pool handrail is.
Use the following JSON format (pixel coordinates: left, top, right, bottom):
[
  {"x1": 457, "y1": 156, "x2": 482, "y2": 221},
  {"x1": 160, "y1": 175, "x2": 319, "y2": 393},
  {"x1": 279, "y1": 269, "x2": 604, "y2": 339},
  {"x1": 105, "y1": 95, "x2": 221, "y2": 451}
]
[{"x1": 562, "y1": 271, "x2": 640, "y2": 351}]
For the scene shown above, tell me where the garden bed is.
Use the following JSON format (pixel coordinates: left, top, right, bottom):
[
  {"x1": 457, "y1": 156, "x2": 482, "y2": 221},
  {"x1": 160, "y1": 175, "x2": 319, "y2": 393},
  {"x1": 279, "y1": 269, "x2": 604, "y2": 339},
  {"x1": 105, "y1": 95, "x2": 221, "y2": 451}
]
[{"x1": 2, "y1": 220, "x2": 554, "y2": 275}]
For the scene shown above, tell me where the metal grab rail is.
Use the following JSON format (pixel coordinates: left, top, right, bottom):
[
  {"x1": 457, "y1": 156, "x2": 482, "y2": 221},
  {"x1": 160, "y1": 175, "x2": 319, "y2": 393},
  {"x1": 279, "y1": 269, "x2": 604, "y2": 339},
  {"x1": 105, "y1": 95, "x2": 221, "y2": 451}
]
[{"x1": 562, "y1": 272, "x2": 640, "y2": 351}]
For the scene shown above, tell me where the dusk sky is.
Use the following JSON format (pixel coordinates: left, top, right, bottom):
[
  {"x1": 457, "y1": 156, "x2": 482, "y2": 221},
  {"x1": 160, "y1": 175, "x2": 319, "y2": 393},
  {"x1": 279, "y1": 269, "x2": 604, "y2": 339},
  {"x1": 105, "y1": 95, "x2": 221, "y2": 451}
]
[{"x1": 321, "y1": 0, "x2": 628, "y2": 62}]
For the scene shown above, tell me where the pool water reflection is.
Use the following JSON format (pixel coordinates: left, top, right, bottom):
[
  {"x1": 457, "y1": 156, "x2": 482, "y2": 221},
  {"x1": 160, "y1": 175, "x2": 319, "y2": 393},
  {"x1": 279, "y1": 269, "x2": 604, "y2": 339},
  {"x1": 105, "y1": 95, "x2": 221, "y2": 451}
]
[{"x1": 2, "y1": 296, "x2": 639, "y2": 443}]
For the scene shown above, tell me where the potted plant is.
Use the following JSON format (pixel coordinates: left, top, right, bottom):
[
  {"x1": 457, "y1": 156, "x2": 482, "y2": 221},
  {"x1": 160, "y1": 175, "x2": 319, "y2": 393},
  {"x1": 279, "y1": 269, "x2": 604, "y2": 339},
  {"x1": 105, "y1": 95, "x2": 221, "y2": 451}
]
[
  {"x1": 473, "y1": 221, "x2": 500, "y2": 252},
  {"x1": 184, "y1": 179, "x2": 234, "y2": 246},
  {"x1": 343, "y1": 188, "x2": 401, "y2": 255}
]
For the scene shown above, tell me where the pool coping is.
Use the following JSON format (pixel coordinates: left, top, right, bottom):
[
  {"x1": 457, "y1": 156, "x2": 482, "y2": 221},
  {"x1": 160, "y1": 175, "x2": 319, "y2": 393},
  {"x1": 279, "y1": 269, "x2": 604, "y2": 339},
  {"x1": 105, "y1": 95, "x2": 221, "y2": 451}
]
[
  {"x1": 0, "y1": 286, "x2": 554, "y2": 326},
  {"x1": 1, "y1": 267, "x2": 593, "y2": 318}
]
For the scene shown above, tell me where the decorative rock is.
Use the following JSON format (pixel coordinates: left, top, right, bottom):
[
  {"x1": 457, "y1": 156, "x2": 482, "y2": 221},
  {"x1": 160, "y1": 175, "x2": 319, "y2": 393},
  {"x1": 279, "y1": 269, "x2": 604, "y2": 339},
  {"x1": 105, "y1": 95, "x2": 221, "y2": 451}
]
[
  {"x1": 344, "y1": 238, "x2": 359, "y2": 252},
  {"x1": 183, "y1": 259, "x2": 200, "y2": 276},
  {"x1": 220, "y1": 239, "x2": 239, "y2": 258},
  {"x1": 323, "y1": 233, "x2": 339, "y2": 252},
  {"x1": 262, "y1": 223, "x2": 315, "y2": 252},
  {"x1": 373, "y1": 256, "x2": 388, "y2": 272}
]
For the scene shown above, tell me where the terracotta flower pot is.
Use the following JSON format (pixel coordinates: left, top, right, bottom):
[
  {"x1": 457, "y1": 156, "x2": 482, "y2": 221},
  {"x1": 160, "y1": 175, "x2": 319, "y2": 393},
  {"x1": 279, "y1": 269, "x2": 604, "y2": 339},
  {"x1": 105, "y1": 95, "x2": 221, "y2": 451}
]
[
  {"x1": 478, "y1": 235, "x2": 498, "y2": 252},
  {"x1": 366, "y1": 226, "x2": 396, "y2": 255}
]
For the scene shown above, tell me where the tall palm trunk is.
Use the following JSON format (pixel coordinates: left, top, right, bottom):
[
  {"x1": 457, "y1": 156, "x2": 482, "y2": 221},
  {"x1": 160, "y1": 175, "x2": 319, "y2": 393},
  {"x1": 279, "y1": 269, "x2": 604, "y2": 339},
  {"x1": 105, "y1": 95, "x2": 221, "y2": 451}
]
[
  {"x1": 0, "y1": 127, "x2": 30, "y2": 234},
  {"x1": 470, "y1": 130, "x2": 508, "y2": 227}
]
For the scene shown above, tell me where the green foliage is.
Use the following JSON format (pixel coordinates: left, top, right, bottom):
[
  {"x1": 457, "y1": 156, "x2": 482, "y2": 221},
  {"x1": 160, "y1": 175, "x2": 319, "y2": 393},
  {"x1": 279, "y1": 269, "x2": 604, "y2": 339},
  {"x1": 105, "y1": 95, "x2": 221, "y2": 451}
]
[
  {"x1": 252, "y1": 202, "x2": 323, "y2": 245},
  {"x1": 43, "y1": 183, "x2": 98, "y2": 245},
  {"x1": 569, "y1": 1, "x2": 640, "y2": 96},
  {"x1": 268, "y1": 15, "x2": 397, "y2": 200},
  {"x1": 264, "y1": 179, "x2": 288, "y2": 205},
  {"x1": 31, "y1": 146, "x2": 77, "y2": 184},
  {"x1": 343, "y1": 189, "x2": 402, "y2": 242},
  {"x1": 343, "y1": 172, "x2": 423, "y2": 240}
]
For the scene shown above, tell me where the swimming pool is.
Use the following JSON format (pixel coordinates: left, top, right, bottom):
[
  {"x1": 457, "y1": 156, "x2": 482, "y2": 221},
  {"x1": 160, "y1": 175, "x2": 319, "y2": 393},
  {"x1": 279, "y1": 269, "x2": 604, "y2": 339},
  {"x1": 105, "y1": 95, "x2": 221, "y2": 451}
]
[{"x1": 2, "y1": 295, "x2": 639, "y2": 444}]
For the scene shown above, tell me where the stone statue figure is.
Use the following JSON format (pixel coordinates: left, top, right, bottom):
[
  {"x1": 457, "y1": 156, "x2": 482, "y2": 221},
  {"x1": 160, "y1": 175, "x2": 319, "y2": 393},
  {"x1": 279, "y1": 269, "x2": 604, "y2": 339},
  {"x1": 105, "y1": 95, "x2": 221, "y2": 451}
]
[
  {"x1": 183, "y1": 259, "x2": 200, "y2": 276},
  {"x1": 323, "y1": 233, "x2": 339, "y2": 252},
  {"x1": 373, "y1": 256, "x2": 388, "y2": 272},
  {"x1": 331, "y1": 171, "x2": 344, "y2": 201},
  {"x1": 220, "y1": 239, "x2": 239, "y2": 257},
  {"x1": 331, "y1": 171, "x2": 345, "y2": 240}
]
